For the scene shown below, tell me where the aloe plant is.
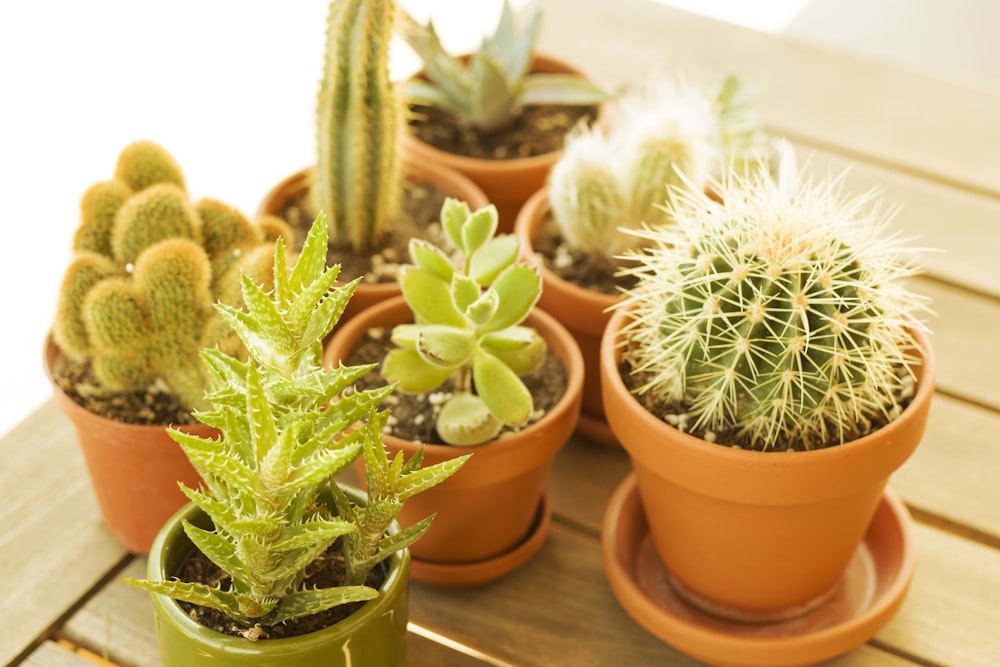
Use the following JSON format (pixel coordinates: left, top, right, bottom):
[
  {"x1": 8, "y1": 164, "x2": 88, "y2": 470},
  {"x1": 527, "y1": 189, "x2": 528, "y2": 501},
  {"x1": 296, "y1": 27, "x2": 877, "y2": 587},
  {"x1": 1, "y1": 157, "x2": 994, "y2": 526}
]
[
  {"x1": 382, "y1": 198, "x2": 546, "y2": 445},
  {"x1": 53, "y1": 141, "x2": 292, "y2": 412},
  {"x1": 397, "y1": 0, "x2": 606, "y2": 133},
  {"x1": 127, "y1": 214, "x2": 468, "y2": 630},
  {"x1": 615, "y1": 150, "x2": 930, "y2": 451}
]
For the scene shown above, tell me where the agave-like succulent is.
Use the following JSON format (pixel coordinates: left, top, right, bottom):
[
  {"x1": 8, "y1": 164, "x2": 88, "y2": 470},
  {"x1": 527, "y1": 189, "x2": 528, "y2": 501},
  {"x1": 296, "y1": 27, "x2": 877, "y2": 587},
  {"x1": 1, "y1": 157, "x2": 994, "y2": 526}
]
[
  {"x1": 397, "y1": 0, "x2": 606, "y2": 133},
  {"x1": 382, "y1": 198, "x2": 546, "y2": 445},
  {"x1": 127, "y1": 214, "x2": 468, "y2": 631},
  {"x1": 615, "y1": 150, "x2": 930, "y2": 451}
]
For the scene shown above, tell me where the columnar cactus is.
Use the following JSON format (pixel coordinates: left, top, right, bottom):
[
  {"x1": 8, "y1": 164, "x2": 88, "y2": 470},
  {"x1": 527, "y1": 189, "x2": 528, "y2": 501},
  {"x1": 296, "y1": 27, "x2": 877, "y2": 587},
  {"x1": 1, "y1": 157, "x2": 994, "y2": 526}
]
[
  {"x1": 547, "y1": 75, "x2": 766, "y2": 261},
  {"x1": 383, "y1": 198, "x2": 546, "y2": 445},
  {"x1": 127, "y1": 215, "x2": 468, "y2": 629},
  {"x1": 53, "y1": 141, "x2": 292, "y2": 413},
  {"x1": 314, "y1": 0, "x2": 403, "y2": 254},
  {"x1": 616, "y1": 154, "x2": 930, "y2": 451}
]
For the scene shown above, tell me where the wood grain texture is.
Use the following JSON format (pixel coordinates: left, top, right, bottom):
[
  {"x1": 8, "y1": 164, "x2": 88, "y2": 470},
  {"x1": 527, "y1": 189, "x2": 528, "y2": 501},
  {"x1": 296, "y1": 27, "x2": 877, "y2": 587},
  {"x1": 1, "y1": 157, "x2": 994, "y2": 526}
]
[
  {"x1": 22, "y1": 642, "x2": 99, "y2": 667},
  {"x1": 0, "y1": 400, "x2": 127, "y2": 667},
  {"x1": 534, "y1": 0, "x2": 1000, "y2": 197}
]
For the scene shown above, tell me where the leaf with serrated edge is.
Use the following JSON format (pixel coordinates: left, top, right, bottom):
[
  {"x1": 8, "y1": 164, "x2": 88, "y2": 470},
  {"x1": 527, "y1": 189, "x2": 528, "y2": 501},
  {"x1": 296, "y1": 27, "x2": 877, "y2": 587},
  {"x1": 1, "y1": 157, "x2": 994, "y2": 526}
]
[
  {"x1": 240, "y1": 273, "x2": 297, "y2": 356},
  {"x1": 288, "y1": 213, "x2": 328, "y2": 294},
  {"x1": 125, "y1": 579, "x2": 250, "y2": 625},
  {"x1": 183, "y1": 523, "x2": 256, "y2": 587},
  {"x1": 400, "y1": 266, "x2": 464, "y2": 326},
  {"x1": 469, "y1": 235, "x2": 519, "y2": 286},
  {"x1": 473, "y1": 348, "x2": 533, "y2": 424},
  {"x1": 461, "y1": 205, "x2": 498, "y2": 258},
  {"x1": 286, "y1": 266, "x2": 343, "y2": 334},
  {"x1": 396, "y1": 454, "x2": 470, "y2": 500},
  {"x1": 437, "y1": 393, "x2": 503, "y2": 445},
  {"x1": 485, "y1": 264, "x2": 540, "y2": 331},
  {"x1": 382, "y1": 348, "x2": 453, "y2": 393},
  {"x1": 450, "y1": 274, "x2": 481, "y2": 315},
  {"x1": 409, "y1": 239, "x2": 454, "y2": 281},
  {"x1": 464, "y1": 290, "x2": 499, "y2": 327},
  {"x1": 482, "y1": 331, "x2": 546, "y2": 375},
  {"x1": 246, "y1": 365, "x2": 279, "y2": 467},
  {"x1": 269, "y1": 586, "x2": 378, "y2": 625},
  {"x1": 416, "y1": 326, "x2": 474, "y2": 368},
  {"x1": 439, "y1": 198, "x2": 471, "y2": 251}
]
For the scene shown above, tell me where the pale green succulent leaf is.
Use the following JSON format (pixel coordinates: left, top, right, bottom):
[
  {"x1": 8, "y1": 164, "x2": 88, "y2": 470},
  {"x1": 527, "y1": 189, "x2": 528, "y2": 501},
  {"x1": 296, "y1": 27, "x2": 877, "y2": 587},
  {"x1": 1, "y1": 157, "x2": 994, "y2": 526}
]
[
  {"x1": 288, "y1": 213, "x2": 329, "y2": 295},
  {"x1": 284, "y1": 437, "x2": 363, "y2": 490},
  {"x1": 461, "y1": 205, "x2": 499, "y2": 258},
  {"x1": 469, "y1": 235, "x2": 520, "y2": 286},
  {"x1": 287, "y1": 267, "x2": 346, "y2": 336},
  {"x1": 125, "y1": 579, "x2": 250, "y2": 625},
  {"x1": 275, "y1": 518, "x2": 355, "y2": 553},
  {"x1": 179, "y1": 485, "x2": 245, "y2": 536},
  {"x1": 272, "y1": 235, "x2": 289, "y2": 305},
  {"x1": 400, "y1": 266, "x2": 464, "y2": 327},
  {"x1": 480, "y1": 326, "x2": 535, "y2": 350},
  {"x1": 436, "y1": 393, "x2": 503, "y2": 445},
  {"x1": 246, "y1": 365, "x2": 279, "y2": 466},
  {"x1": 170, "y1": 430, "x2": 261, "y2": 496},
  {"x1": 519, "y1": 74, "x2": 607, "y2": 107},
  {"x1": 396, "y1": 10, "x2": 471, "y2": 106},
  {"x1": 482, "y1": 331, "x2": 546, "y2": 375},
  {"x1": 473, "y1": 348, "x2": 533, "y2": 425},
  {"x1": 382, "y1": 348, "x2": 452, "y2": 393},
  {"x1": 259, "y1": 421, "x2": 300, "y2": 489},
  {"x1": 465, "y1": 289, "x2": 499, "y2": 327},
  {"x1": 182, "y1": 522, "x2": 256, "y2": 587},
  {"x1": 489, "y1": 0, "x2": 539, "y2": 83},
  {"x1": 440, "y1": 198, "x2": 472, "y2": 252},
  {"x1": 483, "y1": 264, "x2": 541, "y2": 331},
  {"x1": 416, "y1": 326, "x2": 475, "y2": 368},
  {"x1": 240, "y1": 274, "x2": 298, "y2": 355},
  {"x1": 395, "y1": 454, "x2": 470, "y2": 500},
  {"x1": 300, "y1": 277, "x2": 359, "y2": 347},
  {"x1": 389, "y1": 324, "x2": 419, "y2": 350},
  {"x1": 469, "y1": 54, "x2": 517, "y2": 131},
  {"x1": 450, "y1": 274, "x2": 482, "y2": 315},
  {"x1": 409, "y1": 239, "x2": 455, "y2": 282},
  {"x1": 269, "y1": 586, "x2": 378, "y2": 625},
  {"x1": 399, "y1": 80, "x2": 465, "y2": 117}
]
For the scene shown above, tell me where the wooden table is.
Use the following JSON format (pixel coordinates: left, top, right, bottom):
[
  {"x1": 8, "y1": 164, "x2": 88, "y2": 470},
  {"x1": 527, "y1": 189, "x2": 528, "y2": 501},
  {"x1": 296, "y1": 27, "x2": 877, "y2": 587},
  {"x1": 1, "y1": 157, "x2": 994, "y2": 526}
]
[{"x1": 4, "y1": 1, "x2": 999, "y2": 665}]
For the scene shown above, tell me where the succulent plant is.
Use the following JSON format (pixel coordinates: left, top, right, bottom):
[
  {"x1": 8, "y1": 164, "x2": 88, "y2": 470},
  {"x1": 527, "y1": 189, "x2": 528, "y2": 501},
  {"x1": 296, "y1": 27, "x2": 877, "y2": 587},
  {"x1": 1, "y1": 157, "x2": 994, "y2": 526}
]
[
  {"x1": 397, "y1": 0, "x2": 606, "y2": 133},
  {"x1": 314, "y1": 0, "x2": 404, "y2": 254},
  {"x1": 615, "y1": 151, "x2": 930, "y2": 451},
  {"x1": 52, "y1": 141, "x2": 292, "y2": 413},
  {"x1": 382, "y1": 198, "x2": 546, "y2": 445},
  {"x1": 547, "y1": 75, "x2": 767, "y2": 262},
  {"x1": 127, "y1": 214, "x2": 468, "y2": 630}
]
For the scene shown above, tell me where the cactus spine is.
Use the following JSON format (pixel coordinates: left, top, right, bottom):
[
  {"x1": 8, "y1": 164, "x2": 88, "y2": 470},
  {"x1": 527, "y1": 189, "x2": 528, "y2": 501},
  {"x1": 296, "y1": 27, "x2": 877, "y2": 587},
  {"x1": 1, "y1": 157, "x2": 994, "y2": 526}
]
[
  {"x1": 315, "y1": 0, "x2": 403, "y2": 254},
  {"x1": 617, "y1": 156, "x2": 930, "y2": 451}
]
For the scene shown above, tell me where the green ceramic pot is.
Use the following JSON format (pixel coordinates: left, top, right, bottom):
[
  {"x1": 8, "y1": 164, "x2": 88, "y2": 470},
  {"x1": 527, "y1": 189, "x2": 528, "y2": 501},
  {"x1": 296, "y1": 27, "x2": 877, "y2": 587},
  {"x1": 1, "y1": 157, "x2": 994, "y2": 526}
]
[{"x1": 146, "y1": 485, "x2": 410, "y2": 666}]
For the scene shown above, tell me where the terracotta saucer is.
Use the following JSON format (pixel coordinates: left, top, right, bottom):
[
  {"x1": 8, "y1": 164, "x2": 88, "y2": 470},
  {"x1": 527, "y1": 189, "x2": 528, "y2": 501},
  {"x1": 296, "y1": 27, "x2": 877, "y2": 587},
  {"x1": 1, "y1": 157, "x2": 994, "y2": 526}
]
[
  {"x1": 602, "y1": 475, "x2": 916, "y2": 667},
  {"x1": 410, "y1": 494, "x2": 552, "y2": 588}
]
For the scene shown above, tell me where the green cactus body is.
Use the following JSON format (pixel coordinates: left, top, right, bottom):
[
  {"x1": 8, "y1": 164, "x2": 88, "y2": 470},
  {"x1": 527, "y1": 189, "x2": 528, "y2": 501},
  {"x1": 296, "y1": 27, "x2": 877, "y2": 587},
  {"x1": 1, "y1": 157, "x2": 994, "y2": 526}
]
[
  {"x1": 114, "y1": 140, "x2": 186, "y2": 192},
  {"x1": 112, "y1": 183, "x2": 201, "y2": 265},
  {"x1": 75, "y1": 180, "x2": 133, "y2": 256},
  {"x1": 619, "y1": 161, "x2": 928, "y2": 451},
  {"x1": 315, "y1": 0, "x2": 402, "y2": 254},
  {"x1": 84, "y1": 239, "x2": 214, "y2": 410},
  {"x1": 53, "y1": 252, "x2": 125, "y2": 358}
]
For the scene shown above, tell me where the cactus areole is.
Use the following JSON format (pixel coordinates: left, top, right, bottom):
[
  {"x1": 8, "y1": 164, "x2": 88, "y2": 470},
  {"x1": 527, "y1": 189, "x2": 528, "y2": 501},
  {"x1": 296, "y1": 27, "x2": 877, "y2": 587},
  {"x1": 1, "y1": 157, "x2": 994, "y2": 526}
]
[{"x1": 616, "y1": 157, "x2": 930, "y2": 451}]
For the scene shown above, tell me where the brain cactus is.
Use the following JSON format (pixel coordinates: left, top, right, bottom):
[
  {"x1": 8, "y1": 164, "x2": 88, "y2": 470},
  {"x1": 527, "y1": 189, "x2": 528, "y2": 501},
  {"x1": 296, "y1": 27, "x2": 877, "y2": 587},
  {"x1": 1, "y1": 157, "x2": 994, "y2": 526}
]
[
  {"x1": 53, "y1": 141, "x2": 292, "y2": 414},
  {"x1": 314, "y1": 0, "x2": 403, "y2": 254},
  {"x1": 548, "y1": 75, "x2": 767, "y2": 261},
  {"x1": 616, "y1": 151, "x2": 930, "y2": 451}
]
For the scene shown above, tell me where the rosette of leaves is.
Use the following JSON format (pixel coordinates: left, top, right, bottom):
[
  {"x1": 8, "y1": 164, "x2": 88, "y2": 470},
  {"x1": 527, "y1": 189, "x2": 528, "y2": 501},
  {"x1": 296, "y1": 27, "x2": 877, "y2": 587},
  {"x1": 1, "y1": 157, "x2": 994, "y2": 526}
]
[
  {"x1": 383, "y1": 198, "x2": 546, "y2": 445},
  {"x1": 397, "y1": 0, "x2": 606, "y2": 133},
  {"x1": 127, "y1": 214, "x2": 468, "y2": 629}
]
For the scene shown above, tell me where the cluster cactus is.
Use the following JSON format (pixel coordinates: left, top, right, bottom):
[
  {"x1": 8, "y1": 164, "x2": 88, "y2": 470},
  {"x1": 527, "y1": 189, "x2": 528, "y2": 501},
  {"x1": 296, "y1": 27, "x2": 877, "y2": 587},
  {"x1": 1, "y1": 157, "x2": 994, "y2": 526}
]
[
  {"x1": 383, "y1": 198, "x2": 546, "y2": 445},
  {"x1": 53, "y1": 140, "x2": 291, "y2": 412},
  {"x1": 547, "y1": 75, "x2": 767, "y2": 262},
  {"x1": 127, "y1": 215, "x2": 468, "y2": 630},
  {"x1": 397, "y1": 0, "x2": 606, "y2": 133},
  {"x1": 314, "y1": 0, "x2": 404, "y2": 254},
  {"x1": 615, "y1": 152, "x2": 930, "y2": 451}
]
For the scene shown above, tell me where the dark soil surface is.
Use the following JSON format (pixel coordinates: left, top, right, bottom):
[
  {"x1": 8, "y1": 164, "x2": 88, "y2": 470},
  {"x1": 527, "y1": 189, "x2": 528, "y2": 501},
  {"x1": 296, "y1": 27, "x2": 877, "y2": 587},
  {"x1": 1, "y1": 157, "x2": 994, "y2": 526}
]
[{"x1": 531, "y1": 214, "x2": 637, "y2": 295}]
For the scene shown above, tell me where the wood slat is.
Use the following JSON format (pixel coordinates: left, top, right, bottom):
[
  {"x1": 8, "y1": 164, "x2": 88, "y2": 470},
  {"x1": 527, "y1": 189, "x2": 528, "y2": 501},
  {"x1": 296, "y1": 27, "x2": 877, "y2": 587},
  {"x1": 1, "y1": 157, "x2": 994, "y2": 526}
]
[
  {"x1": 21, "y1": 642, "x2": 98, "y2": 667},
  {"x1": 0, "y1": 401, "x2": 127, "y2": 667},
  {"x1": 534, "y1": 0, "x2": 1000, "y2": 198}
]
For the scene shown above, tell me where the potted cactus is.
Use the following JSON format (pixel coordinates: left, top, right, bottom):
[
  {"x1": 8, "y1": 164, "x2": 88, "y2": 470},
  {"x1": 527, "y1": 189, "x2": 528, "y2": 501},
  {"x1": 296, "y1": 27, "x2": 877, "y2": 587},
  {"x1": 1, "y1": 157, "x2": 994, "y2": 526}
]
[
  {"x1": 44, "y1": 140, "x2": 291, "y2": 553},
  {"x1": 397, "y1": 0, "x2": 606, "y2": 231},
  {"x1": 126, "y1": 214, "x2": 467, "y2": 666},
  {"x1": 515, "y1": 74, "x2": 767, "y2": 444},
  {"x1": 324, "y1": 198, "x2": 583, "y2": 586},
  {"x1": 598, "y1": 153, "x2": 934, "y2": 662},
  {"x1": 258, "y1": 0, "x2": 487, "y2": 326}
]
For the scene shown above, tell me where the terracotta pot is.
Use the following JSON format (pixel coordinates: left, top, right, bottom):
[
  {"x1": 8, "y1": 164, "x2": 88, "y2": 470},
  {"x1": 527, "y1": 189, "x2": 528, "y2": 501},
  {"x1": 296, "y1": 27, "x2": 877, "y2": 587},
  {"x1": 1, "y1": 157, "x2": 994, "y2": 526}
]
[
  {"x1": 256, "y1": 158, "x2": 488, "y2": 326},
  {"x1": 323, "y1": 296, "x2": 583, "y2": 585},
  {"x1": 400, "y1": 53, "x2": 600, "y2": 234},
  {"x1": 600, "y1": 305, "x2": 935, "y2": 621},
  {"x1": 146, "y1": 486, "x2": 409, "y2": 666},
  {"x1": 514, "y1": 186, "x2": 618, "y2": 446},
  {"x1": 44, "y1": 336, "x2": 211, "y2": 554}
]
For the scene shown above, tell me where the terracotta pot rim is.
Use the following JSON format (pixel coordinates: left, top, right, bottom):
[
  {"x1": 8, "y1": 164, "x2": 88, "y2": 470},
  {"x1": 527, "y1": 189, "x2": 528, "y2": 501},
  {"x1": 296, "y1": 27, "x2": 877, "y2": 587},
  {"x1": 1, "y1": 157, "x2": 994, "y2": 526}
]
[
  {"x1": 601, "y1": 305, "x2": 936, "y2": 464},
  {"x1": 334, "y1": 295, "x2": 584, "y2": 460},
  {"x1": 515, "y1": 186, "x2": 619, "y2": 313},
  {"x1": 147, "y1": 487, "x2": 410, "y2": 650}
]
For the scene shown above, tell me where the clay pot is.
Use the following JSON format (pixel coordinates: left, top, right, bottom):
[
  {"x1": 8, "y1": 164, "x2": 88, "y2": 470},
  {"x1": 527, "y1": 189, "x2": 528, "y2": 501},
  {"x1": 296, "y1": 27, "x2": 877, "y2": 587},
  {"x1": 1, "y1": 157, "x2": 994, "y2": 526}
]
[
  {"x1": 146, "y1": 485, "x2": 409, "y2": 666},
  {"x1": 44, "y1": 336, "x2": 211, "y2": 554},
  {"x1": 599, "y1": 305, "x2": 935, "y2": 621},
  {"x1": 514, "y1": 186, "x2": 618, "y2": 446},
  {"x1": 257, "y1": 158, "x2": 488, "y2": 326},
  {"x1": 400, "y1": 53, "x2": 600, "y2": 234},
  {"x1": 323, "y1": 296, "x2": 583, "y2": 586}
]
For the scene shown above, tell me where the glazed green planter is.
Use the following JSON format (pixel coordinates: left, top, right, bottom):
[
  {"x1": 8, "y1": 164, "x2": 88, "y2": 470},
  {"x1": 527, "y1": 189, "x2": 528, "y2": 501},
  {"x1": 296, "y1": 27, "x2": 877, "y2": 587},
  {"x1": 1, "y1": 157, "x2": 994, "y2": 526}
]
[{"x1": 145, "y1": 485, "x2": 410, "y2": 666}]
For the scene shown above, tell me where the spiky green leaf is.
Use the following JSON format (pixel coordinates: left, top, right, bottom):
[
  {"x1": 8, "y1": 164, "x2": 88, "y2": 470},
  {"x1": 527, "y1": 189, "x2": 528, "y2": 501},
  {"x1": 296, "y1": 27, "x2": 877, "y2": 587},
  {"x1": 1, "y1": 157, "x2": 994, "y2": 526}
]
[{"x1": 269, "y1": 586, "x2": 378, "y2": 625}]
